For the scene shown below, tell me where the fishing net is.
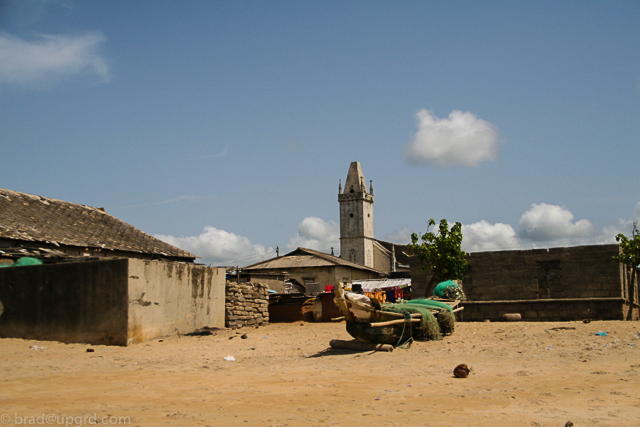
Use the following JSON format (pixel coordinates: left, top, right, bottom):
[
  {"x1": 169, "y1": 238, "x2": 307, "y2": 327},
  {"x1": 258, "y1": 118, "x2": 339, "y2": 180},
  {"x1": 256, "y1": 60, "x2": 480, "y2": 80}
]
[
  {"x1": 382, "y1": 298, "x2": 455, "y2": 341},
  {"x1": 437, "y1": 308, "x2": 455, "y2": 335},
  {"x1": 433, "y1": 280, "x2": 466, "y2": 300}
]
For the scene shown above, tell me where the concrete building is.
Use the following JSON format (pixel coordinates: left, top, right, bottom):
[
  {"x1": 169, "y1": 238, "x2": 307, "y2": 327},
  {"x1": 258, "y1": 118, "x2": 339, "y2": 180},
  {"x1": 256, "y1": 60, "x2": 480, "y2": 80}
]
[
  {"x1": 0, "y1": 188, "x2": 226, "y2": 345},
  {"x1": 243, "y1": 247, "x2": 386, "y2": 293}
]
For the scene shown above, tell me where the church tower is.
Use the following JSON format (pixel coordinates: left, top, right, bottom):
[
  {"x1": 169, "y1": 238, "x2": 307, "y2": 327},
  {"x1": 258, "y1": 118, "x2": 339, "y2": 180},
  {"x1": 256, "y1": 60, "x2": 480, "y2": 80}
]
[{"x1": 338, "y1": 161, "x2": 375, "y2": 267}]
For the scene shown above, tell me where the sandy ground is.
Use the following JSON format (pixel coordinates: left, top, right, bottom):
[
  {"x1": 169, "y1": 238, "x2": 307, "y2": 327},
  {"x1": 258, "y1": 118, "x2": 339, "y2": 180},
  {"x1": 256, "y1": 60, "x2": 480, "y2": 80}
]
[{"x1": 1, "y1": 320, "x2": 640, "y2": 427}]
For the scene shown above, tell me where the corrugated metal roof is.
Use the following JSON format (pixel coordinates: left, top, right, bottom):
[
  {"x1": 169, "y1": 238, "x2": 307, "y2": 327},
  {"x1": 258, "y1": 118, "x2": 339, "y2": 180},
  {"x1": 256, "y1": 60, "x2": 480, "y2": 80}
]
[
  {"x1": 352, "y1": 278, "x2": 412, "y2": 292},
  {"x1": 244, "y1": 254, "x2": 334, "y2": 269},
  {"x1": 0, "y1": 188, "x2": 196, "y2": 260}
]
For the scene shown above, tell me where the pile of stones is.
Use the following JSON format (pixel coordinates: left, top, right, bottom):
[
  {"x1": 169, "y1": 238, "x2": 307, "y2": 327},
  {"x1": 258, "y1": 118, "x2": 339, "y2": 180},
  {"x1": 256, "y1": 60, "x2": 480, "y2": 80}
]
[{"x1": 225, "y1": 281, "x2": 269, "y2": 328}]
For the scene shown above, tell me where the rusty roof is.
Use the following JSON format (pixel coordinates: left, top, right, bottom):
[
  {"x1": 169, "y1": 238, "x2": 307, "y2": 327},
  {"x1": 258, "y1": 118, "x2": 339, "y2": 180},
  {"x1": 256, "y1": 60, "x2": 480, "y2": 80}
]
[
  {"x1": 244, "y1": 247, "x2": 386, "y2": 274},
  {"x1": 0, "y1": 188, "x2": 196, "y2": 260}
]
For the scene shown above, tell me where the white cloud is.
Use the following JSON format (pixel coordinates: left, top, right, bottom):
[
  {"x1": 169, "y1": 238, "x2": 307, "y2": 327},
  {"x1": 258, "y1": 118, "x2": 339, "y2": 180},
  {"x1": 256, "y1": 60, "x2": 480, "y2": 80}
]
[
  {"x1": 155, "y1": 226, "x2": 272, "y2": 267},
  {"x1": 383, "y1": 227, "x2": 413, "y2": 244},
  {"x1": 462, "y1": 221, "x2": 519, "y2": 252},
  {"x1": 405, "y1": 109, "x2": 501, "y2": 167},
  {"x1": 286, "y1": 216, "x2": 339, "y2": 253},
  {"x1": 0, "y1": 31, "x2": 110, "y2": 85},
  {"x1": 154, "y1": 216, "x2": 339, "y2": 267},
  {"x1": 459, "y1": 203, "x2": 630, "y2": 252},
  {"x1": 517, "y1": 203, "x2": 597, "y2": 242}
]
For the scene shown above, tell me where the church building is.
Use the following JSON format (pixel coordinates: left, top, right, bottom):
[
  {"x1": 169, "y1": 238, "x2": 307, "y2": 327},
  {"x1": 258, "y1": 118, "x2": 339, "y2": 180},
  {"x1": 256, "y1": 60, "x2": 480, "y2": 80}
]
[{"x1": 338, "y1": 162, "x2": 410, "y2": 274}]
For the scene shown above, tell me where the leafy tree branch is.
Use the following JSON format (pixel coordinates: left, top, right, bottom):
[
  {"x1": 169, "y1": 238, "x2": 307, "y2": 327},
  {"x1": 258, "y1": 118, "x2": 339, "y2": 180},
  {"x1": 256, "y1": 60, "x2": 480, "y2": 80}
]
[{"x1": 407, "y1": 219, "x2": 468, "y2": 297}]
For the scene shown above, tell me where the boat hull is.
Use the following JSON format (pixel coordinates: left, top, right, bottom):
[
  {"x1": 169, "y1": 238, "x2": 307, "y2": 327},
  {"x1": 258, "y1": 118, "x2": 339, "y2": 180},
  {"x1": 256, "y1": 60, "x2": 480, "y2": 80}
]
[
  {"x1": 345, "y1": 320, "x2": 419, "y2": 345},
  {"x1": 334, "y1": 286, "x2": 454, "y2": 345}
]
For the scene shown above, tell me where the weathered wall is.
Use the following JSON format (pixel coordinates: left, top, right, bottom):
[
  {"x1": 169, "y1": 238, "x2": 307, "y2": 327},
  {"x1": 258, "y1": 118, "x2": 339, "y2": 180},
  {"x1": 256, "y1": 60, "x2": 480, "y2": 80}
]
[
  {"x1": 461, "y1": 298, "x2": 629, "y2": 321},
  {"x1": 0, "y1": 258, "x2": 226, "y2": 345},
  {"x1": 332, "y1": 265, "x2": 383, "y2": 287},
  {"x1": 465, "y1": 245, "x2": 622, "y2": 300},
  {"x1": 225, "y1": 281, "x2": 269, "y2": 328},
  {"x1": 0, "y1": 258, "x2": 129, "y2": 345},
  {"x1": 410, "y1": 244, "x2": 637, "y2": 321},
  {"x1": 126, "y1": 259, "x2": 226, "y2": 344},
  {"x1": 372, "y1": 243, "x2": 392, "y2": 275}
]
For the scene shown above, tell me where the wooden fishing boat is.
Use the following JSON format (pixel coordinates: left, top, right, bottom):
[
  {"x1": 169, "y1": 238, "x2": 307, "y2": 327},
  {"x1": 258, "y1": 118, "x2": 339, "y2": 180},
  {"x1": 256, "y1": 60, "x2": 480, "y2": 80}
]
[{"x1": 333, "y1": 285, "x2": 461, "y2": 345}]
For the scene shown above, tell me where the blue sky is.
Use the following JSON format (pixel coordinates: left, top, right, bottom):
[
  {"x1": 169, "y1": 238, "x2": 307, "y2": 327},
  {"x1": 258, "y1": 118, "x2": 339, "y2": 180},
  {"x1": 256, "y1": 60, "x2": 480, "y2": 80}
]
[{"x1": 1, "y1": 0, "x2": 639, "y2": 266}]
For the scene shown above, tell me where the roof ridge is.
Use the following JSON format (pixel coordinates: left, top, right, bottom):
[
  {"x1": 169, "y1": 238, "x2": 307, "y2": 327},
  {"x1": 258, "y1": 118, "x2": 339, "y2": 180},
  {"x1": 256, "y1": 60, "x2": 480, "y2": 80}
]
[{"x1": 0, "y1": 188, "x2": 196, "y2": 259}]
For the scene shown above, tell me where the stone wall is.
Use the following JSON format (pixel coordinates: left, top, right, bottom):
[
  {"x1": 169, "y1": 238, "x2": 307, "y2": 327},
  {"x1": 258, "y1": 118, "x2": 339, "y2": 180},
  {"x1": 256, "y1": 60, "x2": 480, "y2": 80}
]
[{"x1": 225, "y1": 281, "x2": 269, "y2": 328}]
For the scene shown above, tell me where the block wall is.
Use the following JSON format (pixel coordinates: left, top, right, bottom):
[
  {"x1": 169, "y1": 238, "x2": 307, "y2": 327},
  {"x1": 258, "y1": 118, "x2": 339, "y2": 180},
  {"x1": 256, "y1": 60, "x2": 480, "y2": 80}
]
[
  {"x1": 463, "y1": 244, "x2": 622, "y2": 301},
  {"x1": 411, "y1": 244, "x2": 622, "y2": 301},
  {"x1": 409, "y1": 244, "x2": 636, "y2": 321}
]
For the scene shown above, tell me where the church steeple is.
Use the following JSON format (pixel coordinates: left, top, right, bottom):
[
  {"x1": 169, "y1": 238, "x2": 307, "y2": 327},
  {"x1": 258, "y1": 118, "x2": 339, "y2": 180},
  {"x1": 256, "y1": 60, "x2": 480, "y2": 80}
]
[{"x1": 338, "y1": 162, "x2": 375, "y2": 267}]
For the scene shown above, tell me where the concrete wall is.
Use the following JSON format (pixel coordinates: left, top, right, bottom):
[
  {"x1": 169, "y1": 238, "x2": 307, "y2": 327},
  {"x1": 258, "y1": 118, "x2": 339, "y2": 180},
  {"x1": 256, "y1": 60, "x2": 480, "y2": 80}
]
[
  {"x1": 0, "y1": 258, "x2": 226, "y2": 345},
  {"x1": 410, "y1": 244, "x2": 638, "y2": 321},
  {"x1": 0, "y1": 258, "x2": 129, "y2": 345},
  {"x1": 127, "y1": 259, "x2": 225, "y2": 344},
  {"x1": 463, "y1": 244, "x2": 623, "y2": 301},
  {"x1": 460, "y1": 298, "x2": 629, "y2": 322},
  {"x1": 372, "y1": 242, "x2": 392, "y2": 274}
]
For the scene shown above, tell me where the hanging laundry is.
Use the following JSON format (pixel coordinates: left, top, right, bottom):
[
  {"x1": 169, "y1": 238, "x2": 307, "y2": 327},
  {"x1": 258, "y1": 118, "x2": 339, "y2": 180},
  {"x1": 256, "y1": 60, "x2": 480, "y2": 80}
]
[{"x1": 385, "y1": 288, "x2": 396, "y2": 303}]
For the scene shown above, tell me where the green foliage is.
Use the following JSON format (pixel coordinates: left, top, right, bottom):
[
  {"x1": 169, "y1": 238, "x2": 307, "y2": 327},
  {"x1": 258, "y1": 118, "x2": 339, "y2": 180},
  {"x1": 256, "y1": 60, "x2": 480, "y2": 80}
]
[
  {"x1": 612, "y1": 221, "x2": 640, "y2": 268},
  {"x1": 407, "y1": 219, "x2": 468, "y2": 295}
]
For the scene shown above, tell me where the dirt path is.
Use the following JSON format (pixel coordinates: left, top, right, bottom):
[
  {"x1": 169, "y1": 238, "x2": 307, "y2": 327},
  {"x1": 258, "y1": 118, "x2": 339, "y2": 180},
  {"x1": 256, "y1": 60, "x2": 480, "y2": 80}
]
[{"x1": 2, "y1": 320, "x2": 639, "y2": 427}]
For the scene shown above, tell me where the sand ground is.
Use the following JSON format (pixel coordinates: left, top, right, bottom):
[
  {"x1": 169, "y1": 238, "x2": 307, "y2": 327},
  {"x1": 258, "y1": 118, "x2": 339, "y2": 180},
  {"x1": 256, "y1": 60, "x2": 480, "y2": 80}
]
[{"x1": 1, "y1": 320, "x2": 640, "y2": 427}]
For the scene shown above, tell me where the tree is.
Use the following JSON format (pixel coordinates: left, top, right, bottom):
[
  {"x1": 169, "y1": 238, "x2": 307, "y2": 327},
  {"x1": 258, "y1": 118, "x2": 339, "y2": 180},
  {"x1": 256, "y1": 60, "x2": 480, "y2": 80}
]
[
  {"x1": 407, "y1": 219, "x2": 468, "y2": 297},
  {"x1": 612, "y1": 221, "x2": 640, "y2": 305}
]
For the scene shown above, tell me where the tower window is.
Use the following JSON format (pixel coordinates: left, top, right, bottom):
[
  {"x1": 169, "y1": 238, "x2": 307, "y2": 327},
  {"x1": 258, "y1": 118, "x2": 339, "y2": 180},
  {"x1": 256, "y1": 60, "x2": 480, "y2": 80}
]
[{"x1": 350, "y1": 213, "x2": 354, "y2": 218}]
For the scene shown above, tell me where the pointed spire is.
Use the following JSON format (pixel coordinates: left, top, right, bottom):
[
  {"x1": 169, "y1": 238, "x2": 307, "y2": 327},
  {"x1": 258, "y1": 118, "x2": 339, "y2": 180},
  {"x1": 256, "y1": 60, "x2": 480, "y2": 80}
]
[
  {"x1": 338, "y1": 179, "x2": 342, "y2": 194},
  {"x1": 344, "y1": 162, "x2": 366, "y2": 194}
]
